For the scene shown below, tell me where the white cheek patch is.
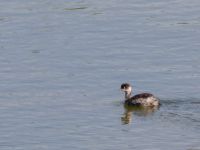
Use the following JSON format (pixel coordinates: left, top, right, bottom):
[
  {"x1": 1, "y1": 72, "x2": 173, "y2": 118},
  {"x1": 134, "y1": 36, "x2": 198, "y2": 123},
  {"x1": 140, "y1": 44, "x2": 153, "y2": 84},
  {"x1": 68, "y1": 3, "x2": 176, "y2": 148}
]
[
  {"x1": 128, "y1": 87, "x2": 132, "y2": 92},
  {"x1": 121, "y1": 86, "x2": 132, "y2": 93}
]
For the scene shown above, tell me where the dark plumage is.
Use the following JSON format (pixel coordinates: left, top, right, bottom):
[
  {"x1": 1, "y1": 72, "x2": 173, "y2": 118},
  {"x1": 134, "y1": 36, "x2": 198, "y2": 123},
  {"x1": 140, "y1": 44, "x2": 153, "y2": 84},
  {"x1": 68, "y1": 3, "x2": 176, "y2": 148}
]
[
  {"x1": 121, "y1": 83, "x2": 131, "y2": 90},
  {"x1": 131, "y1": 93, "x2": 154, "y2": 99}
]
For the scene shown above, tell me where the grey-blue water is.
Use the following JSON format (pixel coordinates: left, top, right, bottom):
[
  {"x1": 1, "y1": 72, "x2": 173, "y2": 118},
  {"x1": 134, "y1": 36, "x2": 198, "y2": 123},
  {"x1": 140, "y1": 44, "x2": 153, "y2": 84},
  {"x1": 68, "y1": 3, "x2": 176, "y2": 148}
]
[{"x1": 0, "y1": 0, "x2": 200, "y2": 150}]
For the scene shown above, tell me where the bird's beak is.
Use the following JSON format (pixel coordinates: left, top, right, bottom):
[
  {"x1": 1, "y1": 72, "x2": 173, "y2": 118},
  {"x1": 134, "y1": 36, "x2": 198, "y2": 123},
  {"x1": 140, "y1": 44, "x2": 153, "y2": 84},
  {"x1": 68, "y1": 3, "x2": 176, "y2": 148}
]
[{"x1": 120, "y1": 88, "x2": 124, "y2": 92}]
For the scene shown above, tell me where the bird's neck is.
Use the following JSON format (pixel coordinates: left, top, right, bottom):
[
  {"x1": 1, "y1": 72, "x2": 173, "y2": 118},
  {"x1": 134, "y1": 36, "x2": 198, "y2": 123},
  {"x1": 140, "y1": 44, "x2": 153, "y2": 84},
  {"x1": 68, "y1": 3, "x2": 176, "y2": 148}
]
[{"x1": 125, "y1": 91, "x2": 131, "y2": 100}]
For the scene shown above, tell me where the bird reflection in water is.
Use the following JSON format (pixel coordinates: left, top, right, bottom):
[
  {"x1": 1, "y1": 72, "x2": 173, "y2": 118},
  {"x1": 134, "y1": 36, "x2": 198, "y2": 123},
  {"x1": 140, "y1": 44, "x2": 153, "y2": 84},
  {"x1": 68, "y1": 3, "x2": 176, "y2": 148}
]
[{"x1": 121, "y1": 104, "x2": 159, "y2": 124}]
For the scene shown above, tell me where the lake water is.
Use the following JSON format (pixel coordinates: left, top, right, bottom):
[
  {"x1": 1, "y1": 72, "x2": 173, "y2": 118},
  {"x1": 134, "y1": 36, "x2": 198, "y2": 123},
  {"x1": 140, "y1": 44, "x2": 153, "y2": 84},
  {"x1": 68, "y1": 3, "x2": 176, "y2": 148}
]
[{"x1": 0, "y1": 0, "x2": 200, "y2": 149}]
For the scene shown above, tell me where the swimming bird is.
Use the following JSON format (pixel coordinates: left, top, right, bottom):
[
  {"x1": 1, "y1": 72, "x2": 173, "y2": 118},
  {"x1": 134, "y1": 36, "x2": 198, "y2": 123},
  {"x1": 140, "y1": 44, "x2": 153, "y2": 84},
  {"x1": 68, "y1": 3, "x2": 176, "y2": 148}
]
[{"x1": 120, "y1": 83, "x2": 160, "y2": 106}]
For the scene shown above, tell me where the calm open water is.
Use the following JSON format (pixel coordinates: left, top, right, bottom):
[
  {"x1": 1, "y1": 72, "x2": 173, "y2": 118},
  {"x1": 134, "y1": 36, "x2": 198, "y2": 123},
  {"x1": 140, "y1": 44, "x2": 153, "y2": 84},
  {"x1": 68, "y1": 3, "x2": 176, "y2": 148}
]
[{"x1": 0, "y1": 0, "x2": 200, "y2": 150}]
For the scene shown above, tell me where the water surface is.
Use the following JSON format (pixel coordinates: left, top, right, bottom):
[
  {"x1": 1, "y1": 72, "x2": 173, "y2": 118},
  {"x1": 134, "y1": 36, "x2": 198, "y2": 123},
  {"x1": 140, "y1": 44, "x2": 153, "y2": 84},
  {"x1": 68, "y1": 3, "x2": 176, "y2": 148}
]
[{"x1": 0, "y1": 0, "x2": 200, "y2": 150}]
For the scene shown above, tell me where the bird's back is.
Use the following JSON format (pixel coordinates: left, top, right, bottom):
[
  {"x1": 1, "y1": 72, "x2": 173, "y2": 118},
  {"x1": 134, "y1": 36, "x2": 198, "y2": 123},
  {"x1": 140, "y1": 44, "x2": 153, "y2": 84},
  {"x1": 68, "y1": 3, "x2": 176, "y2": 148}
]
[{"x1": 125, "y1": 93, "x2": 160, "y2": 106}]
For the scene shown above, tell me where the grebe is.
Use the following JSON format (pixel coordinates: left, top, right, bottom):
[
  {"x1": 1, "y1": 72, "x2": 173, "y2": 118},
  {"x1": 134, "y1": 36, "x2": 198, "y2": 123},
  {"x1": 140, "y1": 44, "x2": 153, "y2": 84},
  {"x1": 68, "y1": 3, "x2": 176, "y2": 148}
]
[{"x1": 120, "y1": 83, "x2": 160, "y2": 106}]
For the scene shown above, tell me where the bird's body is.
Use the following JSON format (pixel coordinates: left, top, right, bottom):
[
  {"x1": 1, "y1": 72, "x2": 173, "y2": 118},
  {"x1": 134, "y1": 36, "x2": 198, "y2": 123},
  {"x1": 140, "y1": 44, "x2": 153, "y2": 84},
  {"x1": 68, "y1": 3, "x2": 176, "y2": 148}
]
[{"x1": 121, "y1": 83, "x2": 160, "y2": 107}]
